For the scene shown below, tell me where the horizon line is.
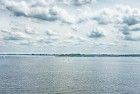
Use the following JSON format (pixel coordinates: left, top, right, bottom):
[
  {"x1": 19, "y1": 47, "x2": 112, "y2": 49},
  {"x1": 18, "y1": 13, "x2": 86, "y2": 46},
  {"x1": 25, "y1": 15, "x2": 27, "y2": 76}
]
[{"x1": 0, "y1": 53, "x2": 140, "y2": 57}]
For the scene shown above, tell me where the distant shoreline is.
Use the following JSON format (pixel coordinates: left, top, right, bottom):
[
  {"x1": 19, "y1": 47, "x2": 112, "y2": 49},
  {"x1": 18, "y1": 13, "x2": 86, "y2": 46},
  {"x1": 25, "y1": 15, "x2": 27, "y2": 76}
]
[{"x1": 0, "y1": 54, "x2": 140, "y2": 57}]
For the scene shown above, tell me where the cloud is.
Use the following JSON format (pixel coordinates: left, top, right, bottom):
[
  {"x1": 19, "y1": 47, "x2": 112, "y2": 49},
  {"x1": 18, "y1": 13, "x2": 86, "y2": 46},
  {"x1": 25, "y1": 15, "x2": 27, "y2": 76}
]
[
  {"x1": 88, "y1": 28, "x2": 104, "y2": 38},
  {"x1": 70, "y1": 0, "x2": 96, "y2": 6},
  {"x1": 2, "y1": 0, "x2": 96, "y2": 24},
  {"x1": 91, "y1": 5, "x2": 140, "y2": 41},
  {"x1": 93, "y1": 5, "x2": 140, "y2": 25},
  {"x1": 0, "y1": 27, "x2": 60, "y2": 45},
  {"x1": 1, "y1": 28, "x2": 31, "y2": 45},
  {"x1": 123, "y1": 31, "x2": 140, "y2": 41},
  {"x1": 3, "y1": 0, "x2": 140, "y2": 26},
  {"x1": 1, "y1": 1, "x2": 140, "y2": 48}
]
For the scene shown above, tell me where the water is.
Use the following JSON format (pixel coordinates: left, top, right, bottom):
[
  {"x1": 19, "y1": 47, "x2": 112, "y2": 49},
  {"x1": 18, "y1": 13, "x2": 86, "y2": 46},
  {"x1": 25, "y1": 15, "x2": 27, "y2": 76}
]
[{"x1": 0, "y1": 56, "x2": 140, "y2": 94}]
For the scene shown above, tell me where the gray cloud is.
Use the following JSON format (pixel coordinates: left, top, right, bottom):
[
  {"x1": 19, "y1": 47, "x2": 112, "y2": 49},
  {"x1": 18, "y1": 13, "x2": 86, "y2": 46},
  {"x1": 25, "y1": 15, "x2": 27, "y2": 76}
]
[
  {"x1": 88, "y1": 28, "x2": 104, "y2": 38},
  {"x1": 124, "y1": 34, "x2": 140, "y2": 41},
  {"x1": 72, "y1": 0, "x2": 96, "y2": 6},
  {"x1": 4, "y1": 35, "x2": 24, "y2": 41}
]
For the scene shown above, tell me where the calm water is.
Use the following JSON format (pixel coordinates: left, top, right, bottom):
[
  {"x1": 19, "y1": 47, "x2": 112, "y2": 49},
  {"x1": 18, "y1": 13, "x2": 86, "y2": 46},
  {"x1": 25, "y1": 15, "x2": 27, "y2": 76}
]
[{"x1": 0, "y1": 56, "x2": 140, "y2": 94}]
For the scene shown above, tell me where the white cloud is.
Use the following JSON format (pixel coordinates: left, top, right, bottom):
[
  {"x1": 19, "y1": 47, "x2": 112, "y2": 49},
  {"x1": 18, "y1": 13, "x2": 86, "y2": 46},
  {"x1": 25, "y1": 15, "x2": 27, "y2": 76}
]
[
  {"x1": 1, "y1": 1, "x2": 140, "y2": 50},
  {"x1": 2, "y1": 0, "x2": 96, "y2": 24},
  {"x1": 93, "y1": 5, "x2": 140, "y2": 25},
  {"x1": 92, "y1": 5, "x2": 140, "y2": 41}
]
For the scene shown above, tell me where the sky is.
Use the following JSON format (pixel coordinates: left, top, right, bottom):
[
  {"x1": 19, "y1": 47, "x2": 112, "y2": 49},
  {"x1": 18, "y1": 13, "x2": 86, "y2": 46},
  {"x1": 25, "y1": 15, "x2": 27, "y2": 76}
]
[{"x1": 0, "y1": 0, "x2": 140, "y2": 54}]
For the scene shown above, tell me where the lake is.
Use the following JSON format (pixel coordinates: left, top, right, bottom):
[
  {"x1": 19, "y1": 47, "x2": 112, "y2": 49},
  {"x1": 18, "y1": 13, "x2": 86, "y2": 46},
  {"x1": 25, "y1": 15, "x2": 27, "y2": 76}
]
[{"x1": 0, "y1": 56, "x2": 140, "y2": 94}]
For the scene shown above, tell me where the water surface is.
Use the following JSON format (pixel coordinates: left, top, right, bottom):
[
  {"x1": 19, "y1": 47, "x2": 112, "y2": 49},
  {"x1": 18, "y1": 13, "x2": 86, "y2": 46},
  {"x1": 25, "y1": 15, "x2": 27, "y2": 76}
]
[{"x1": 0, "y1": 56, "x2": 140, "y2": 94}]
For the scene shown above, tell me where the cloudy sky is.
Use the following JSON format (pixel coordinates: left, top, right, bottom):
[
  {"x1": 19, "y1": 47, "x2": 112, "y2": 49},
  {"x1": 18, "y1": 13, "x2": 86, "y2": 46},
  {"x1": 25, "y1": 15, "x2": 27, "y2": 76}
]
[{"x1": 0, "y1": 0, "x2": 140, "y2": 54}]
